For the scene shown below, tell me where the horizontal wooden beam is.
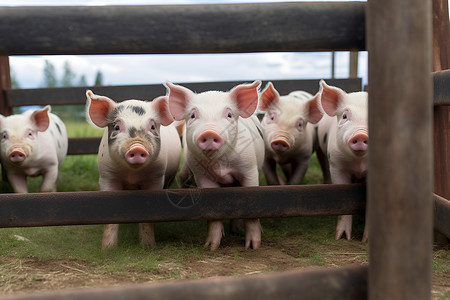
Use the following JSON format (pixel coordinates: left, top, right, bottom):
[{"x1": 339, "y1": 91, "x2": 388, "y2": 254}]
[
  {"x1": 433, "y1": 193, "x2": 450, "y2": 238},
  {"x1": 2, "y1": 265, "x2": 368, "y2": 300},
  {"x1": 0, "y1": 184, "x2": 366, "y2": 228},
  {"x1": 433, "y1": 70, "x2": 450, "y2": 106},
  {"x1": 5, "y1": 79, "x2": 362, "y2": 108},
  {"x1": 0, "y1": 3, "x2": 366, "y2": 56},
  {"x1": 67, "y1": 137, "x2": 100, "y2": 155}
]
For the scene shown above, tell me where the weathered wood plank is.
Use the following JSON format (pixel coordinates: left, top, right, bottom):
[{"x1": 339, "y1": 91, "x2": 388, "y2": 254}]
[
  {"x1": 5, "y1": 79, "x2": 362, "y2": 108},
  {"x1": 0, "y1": 3, "x2": 366, "y2": 56},
  {"x1": 0, "y1": 184, "x2": 366, "y2": 228},
  {"x1": 1, "y1": 265, "x2": 368, "y2": 300},
  {"x1": 367, "y1": 0, "x2": 433, "y2": 299},
  {"x1": 67, "y1": 137, "x2": 100, "y2": 155},
  {"x1": 433, "y1": 70, "x2": 450, "y2": 106},
  {"x1": 434, "y1": 193, "x2": 450, "y2": 239}
]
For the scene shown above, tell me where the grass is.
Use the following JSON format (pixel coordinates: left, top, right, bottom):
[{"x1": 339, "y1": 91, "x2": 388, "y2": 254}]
[{"x1": 0, "y1": 119, "x2": 448, "y2": 295}]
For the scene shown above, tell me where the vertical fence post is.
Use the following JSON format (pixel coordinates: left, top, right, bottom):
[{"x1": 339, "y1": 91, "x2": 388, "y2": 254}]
[
  {"x1": 0, "y1": 56, "x2": 12, "y2": 183},
  {"x1": 432, "y1": 0, "x2": 450, "y2": 200},
  {"x1": 367, "y1": 0, "x2": 433, "y2": 299},
  {"x1": 0, "y1": 56, "x2": 12, "y2": 116}
]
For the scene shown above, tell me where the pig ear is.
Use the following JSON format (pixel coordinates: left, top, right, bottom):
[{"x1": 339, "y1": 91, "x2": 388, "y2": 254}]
[
  {"x1": 230, "y1": 80, "x2": 261, "y2": 118},
  {"x1": 30, "y1": 106, "x2": 51, "y2": 132},
  {"x1": 304, "y1": 93, "x2": 323, "y2": 124},
  {"x1": 319, "y1": 80, "x2": 347, "y2": 117},
  {"x1": 258, "y1": 82, "x2": 280, "y2": 111},
  {"x1": 86, "y1": 90, "x2": 116, "y2": 128},
  {"x1": 152, "y1": 96, "x2": 174, "y2": 126},
  {"x1": 165, "y1": 82, "x2": 195, "y2": 121}
]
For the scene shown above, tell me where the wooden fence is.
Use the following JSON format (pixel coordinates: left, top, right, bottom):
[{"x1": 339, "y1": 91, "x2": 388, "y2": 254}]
[{"x1": 0, "y1": 1, "x2": 449, "y2": 300}]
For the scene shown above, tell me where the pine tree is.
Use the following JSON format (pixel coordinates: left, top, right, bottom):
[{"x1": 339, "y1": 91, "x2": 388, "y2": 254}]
[
  {"x1": 61, "y1": 61, "x2": 76, "y2": 87},
  {"x1": 10, "y1": 69, "x2": 20, "y2": 89},
  {"x1": 78, "y1": 75, "x2": 88, "y2": 86},
  {"x1": 43, "y1": 60, "x2": 58, "y2": 87},
  {"x1": 94, "y1": 70, "x2": 103, "y2": 86}
]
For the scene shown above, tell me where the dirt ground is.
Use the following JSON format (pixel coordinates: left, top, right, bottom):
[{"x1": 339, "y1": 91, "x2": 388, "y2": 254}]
[{"x1": 1, "y1": 237, "x2": 448, "y2": 299}]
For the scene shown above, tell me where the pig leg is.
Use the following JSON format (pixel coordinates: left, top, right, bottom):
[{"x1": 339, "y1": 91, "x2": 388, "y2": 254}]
[
  {"x1": 204, "y1": 220, "x2": 225, "y2": 251},
  {"x1": 7, "y1": 173, "x2": 28, "y2": 193},
  {"x1": 244, "y1": 219, "x2": 262, "y2": 250},
  {"x1": 99, "y1": 179, "x2": 123, "y2": 250},
  {"x1": 263, "y1": 157, "x2": 280, "y2": 185},
  {"x1": 196, "y1": 176, "x2": 224, "y2": 250},
  {"x1": 240, "y1": 169, "x2": 262, "y2": 250},
  {"x1": 139, "y1": 223, "x2": 155, "y2": 247},
  {"x1": 40, "y1": 165, "x2": 59, "y2": 192},
  {"x1": 330, "y1": 168, "x2": 353, "y2": 240},
  {"x1": 102, "y1": 224, "x2": 119, "y2": 250},
  {"x1": 287, "y1": 158, "x2": 310, "y2": 185}
]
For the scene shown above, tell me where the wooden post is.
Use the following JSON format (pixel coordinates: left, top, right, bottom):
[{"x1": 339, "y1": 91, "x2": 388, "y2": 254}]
[
  {"x1": 432, "y1": 0, "x2": 450, "y2": 200},
  {"x1": 0, "y1": 56, "x2": 12, "y2": 116},
  {"x1": 349, "y1": 51, "x2": 358, "y2": 78},
  {"x1": 367, "y1": 0, "x2": 433, "y2": 299}
]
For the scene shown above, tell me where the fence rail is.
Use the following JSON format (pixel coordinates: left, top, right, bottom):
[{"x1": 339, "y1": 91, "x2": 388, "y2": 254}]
[{"x1": 0, "y1": 3, "x2": 365, "y2": 55}]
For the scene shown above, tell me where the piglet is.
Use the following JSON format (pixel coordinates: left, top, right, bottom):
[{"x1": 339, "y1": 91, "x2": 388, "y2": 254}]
[
  {"x1": 86, "y1": 91, "x2": 181, "y2": 250},
  {"x1": 316, "y1": 80, "x2": 368, "y2": 241},
  {"x1": 166, "y1": 81, "x2": 264, "y2": 250},
  {"x1": 0, "y1": 106, "x2": 68, "y2": 193},
  {"x1": 259, "y1": 82, "x2": 322, "y2": 185}
]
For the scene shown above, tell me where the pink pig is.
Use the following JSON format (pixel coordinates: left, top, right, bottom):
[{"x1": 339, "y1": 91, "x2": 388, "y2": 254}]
[
  {"x1": 86, "y1": 91, "x2": 181, "y2": 250},
  {"x1": 316, "y1": 80, "x2": 368, "y2": 241},
  {"x1": 0, "y1": 106, "x2": 68, "y2": 193},
  {"x1": 259, "y1": 82, "x2": 323, "y2": 185},
  {"x1": 166, "y1": 81, "x2": 265, "y2": 250}
]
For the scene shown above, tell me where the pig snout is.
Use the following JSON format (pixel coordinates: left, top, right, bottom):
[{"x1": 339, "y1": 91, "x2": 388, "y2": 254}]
[
  {"x1": 348, "y1": 129, "x2": 368, "y2": 154},
  {"x1": 271, "y1": 139, "x2": 290, "y2": 152},
  {"x1": 125, "y1": 143, "x2": 149, "y2": 165},
  {"x1": 8, "y1": 148, "x2": 27, "y2": 163},
  {"x1": 197, "y1": 130, "x2": 223, "y2": 151}
]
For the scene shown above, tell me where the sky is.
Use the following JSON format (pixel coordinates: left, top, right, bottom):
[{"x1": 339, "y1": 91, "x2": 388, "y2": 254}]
[{"x1": 3, "y1": 0, "x2": 446, "y2": 90}]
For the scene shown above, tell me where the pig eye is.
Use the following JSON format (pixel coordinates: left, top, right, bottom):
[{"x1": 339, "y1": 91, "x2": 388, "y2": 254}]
[
  {"x1": 149, "y1": 120, "x2": 156, "y2": 131},
  {"x1": 1, "y1": 132, "x2": 8, "y2": 140},
  {"x1": 298, "y1": 120, "x2": 304, "y2": 127},
  {"x1": 343, "y1": 113, "x2": 347, "y2": 120},
  {"x1": 26, "y1": 129, "x2": 35, "y2": 139},
  {"x1": 227, "y1": 112, "x2": 232, "y2": 118},
  {"x1": 114, "y1": 124, "x2": 120, "y2": 131},
  {"x1": 189, "y1": 109, "x2": 198, "y2": 123}
]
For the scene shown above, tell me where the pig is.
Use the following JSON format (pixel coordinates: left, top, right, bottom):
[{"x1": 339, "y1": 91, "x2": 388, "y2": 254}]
[
  {"x1": 85, "y1": 91, "x2": 181, "y2": 250},
  {"x1": 316, "y1": 80, "x2": 368, "y2": 241},
  {"x1": 0, "y1": 106, "x2": 68, "y2": 193},
  {"x1": 258, "y1": 82, "x2": 323, "y2": 185},
  {"x1": 165, "y1": 81, "x2": 264, "y2": 250}
]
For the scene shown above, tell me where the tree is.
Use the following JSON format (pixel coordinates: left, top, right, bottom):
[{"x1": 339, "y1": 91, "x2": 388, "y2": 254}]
[
  {"x1": 43, "y1": 60, "x2": 58, "y2": 87},
  {"x1": 78, "y1": 75, "x2": 88, "y2": 86},
  {"x1": 61, "y1": 61, "x2": 76, "y2": 87},
  {"x1": 94, "y1": 70, "x2": 103, "y2": 86},
  {"x1": 10, "y1": 69, "x2": 20, "y2": 89}
]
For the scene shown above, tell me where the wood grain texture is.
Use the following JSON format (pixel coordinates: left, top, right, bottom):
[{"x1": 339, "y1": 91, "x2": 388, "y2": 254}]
[
  {"x1": 0, "y1": 3, "x2": 365, "y2": 55},
  {"x1": 367, "y1": 0, "x2": 433, "y2": 299}
]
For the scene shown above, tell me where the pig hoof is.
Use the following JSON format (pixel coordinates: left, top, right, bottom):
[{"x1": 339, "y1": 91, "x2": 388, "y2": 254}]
[
  {"x1": 204, "y1": 220, "x2": 224, "y2": 251},
  {"x1": 335, "y1": 215, "x2": 352, "y2": 240},
  {"x1": 244, "y1": 219, "x2": 262, "y2": 250}
]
